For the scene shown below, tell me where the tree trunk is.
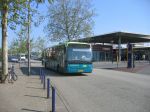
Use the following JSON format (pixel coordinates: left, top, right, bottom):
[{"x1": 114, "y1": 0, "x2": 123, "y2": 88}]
[{"x1": 1, "y1": 3, "x2": 8, "y2": 82}]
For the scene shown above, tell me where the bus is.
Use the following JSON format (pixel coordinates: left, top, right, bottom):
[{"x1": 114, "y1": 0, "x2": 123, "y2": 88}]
[{"x1": 42, "y1": 42, "x2": 93, "y2": 73}]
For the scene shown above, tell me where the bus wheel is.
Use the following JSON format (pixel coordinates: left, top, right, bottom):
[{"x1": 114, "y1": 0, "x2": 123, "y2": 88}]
[{"x1": 57, "y1": 65, "x2": 60, "y2": 73}]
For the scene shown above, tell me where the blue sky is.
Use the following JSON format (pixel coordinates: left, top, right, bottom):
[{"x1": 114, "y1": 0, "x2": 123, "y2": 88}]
[
  {"x1": 92, "y1": 0, "x2": 150, "y2": 35},
  {"x1": 0, "y1": 0, "x2": 150, "y2": 47}
]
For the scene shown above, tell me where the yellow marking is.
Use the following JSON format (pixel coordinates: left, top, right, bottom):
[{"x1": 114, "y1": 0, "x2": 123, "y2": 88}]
[{"x1": 78, "y1": 70, "x2": 83, "y2": 72}]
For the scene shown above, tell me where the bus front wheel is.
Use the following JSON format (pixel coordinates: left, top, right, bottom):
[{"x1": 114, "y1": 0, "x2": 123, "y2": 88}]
[{"x1": 45, "y1": 63, "x2": 47, "y2": 69}]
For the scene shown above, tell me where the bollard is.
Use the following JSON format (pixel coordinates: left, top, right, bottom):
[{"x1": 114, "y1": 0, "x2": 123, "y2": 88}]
[
  {"x1": 41, "y1": 76, "x2": 43, "y2": 84},
  {"x1": 52, "y1": 86, "x2": 56, "y2": 112},
  {"x1": 40, "y1": 69, "x2": 41, "y2": 80},
  {"x1": 43, "y1": 73, "x2": 46, "y2": 89},
  {"x1": 41, "y1": 70, "x2": 43, "y2": 84},
  {"x1": 47, "y1": 78, "x2": 50, "y2": 98}
]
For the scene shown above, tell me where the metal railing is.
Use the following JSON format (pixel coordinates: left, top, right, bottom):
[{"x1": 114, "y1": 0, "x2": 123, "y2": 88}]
[{"x1": 40, "y1": 69, "x2": 56, "y2": 112}]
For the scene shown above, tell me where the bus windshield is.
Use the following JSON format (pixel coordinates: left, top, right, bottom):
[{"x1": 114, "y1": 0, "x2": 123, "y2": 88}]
[{"x1": 67, "y1": 44, "x2": 92, "y2": 62}]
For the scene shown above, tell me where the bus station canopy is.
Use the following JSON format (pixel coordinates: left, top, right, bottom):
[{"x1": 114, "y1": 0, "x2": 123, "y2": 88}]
[{"x1": 77, "y1": 32, "x2": 150, "y2": 44}]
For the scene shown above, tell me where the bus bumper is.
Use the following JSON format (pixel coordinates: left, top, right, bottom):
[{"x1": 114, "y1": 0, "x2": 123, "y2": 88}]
[{"x1": 67, "y1": 64, "x2": 93, "y2": 73}]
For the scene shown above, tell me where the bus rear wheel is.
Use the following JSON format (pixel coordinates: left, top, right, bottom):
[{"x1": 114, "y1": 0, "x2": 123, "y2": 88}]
[{"x1": 57, "y1": 65, "x2": 60, "y2": 73}]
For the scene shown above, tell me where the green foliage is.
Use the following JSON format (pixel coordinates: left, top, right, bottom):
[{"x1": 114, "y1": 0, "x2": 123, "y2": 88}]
[
  {"x1": 36, "y1": 0, "x2": 54, "y2": 4},
  {"x1": 0, "y1": 0, "x2": 54, "y2": 60},
  {"x1": 0, "y1": 0, "x2": 54, "y2": 81},
  {"x1": 9, "y1": 37, "x2": 34, "y2": 55},
  {"x1": 9, "y1": 38, "x2": 25, "y2": 54},
  {"x1": 0, "y1": 0, "x2": 54, "y2": 30}
]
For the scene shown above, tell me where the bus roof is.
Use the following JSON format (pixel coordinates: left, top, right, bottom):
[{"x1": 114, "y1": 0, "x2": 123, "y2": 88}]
[
  {"x1": 45, "y1": 41, "x2": 90, "y2": 50},
  {"x1": 65, "y1": 41, "x2": 90, "y2": 46}
]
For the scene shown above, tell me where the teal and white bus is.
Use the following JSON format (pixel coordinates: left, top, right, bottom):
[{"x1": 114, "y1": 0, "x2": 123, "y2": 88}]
[{"x1": 43, "y1": 42, "x2": 93, "y2": 73}]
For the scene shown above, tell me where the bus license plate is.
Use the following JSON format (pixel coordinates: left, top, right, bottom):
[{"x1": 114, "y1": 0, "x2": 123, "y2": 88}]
[{"x1": 78, "y1": 70, "x2": 83, "y2": 72}]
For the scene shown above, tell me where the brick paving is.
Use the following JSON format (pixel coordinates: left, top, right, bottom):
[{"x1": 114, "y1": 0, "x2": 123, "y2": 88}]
[
  {"x1": 106, "y1": 63, "x2": 150, "y2": 74},
  {"x1": 0, "y1": 62, "x2": 68, "y2": 112}
]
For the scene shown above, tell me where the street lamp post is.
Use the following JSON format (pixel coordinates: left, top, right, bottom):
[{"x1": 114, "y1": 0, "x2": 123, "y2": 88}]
[
  {"x1": 27, "y1": 0, "x2": 31, "y2": 76},
  {"x1": 19, "y1": 34, "x2": 21, "y2": 67}
]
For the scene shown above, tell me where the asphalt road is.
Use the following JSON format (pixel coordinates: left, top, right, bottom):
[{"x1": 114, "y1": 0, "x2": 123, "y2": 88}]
[
  {"x1": 45, "y1": 68, "x2": 150, "y2": 112},
  {"x1": 1, "y1": 61, "x2": 150, "y2": 112}
]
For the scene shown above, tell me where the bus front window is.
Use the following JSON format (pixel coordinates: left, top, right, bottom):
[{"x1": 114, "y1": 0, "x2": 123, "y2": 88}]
[{"x1": 67, "y1": 48, "x2": 92, "y2": 62}]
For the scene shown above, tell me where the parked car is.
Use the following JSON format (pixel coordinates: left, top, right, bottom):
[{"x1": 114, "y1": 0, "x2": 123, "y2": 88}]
[
  {"x1": 19, "y1": 54, "x2": 26, "y2": 61},
  {"x1": 8, "y1": 55, "x2": 19, "y2": 62}
]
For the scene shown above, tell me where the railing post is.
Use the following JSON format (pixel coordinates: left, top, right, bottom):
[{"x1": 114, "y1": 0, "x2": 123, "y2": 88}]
[
  {"x1": 52, "y1": 86, "x2": 56, "y2": 112},
  {"x1": 47, "y1": 78, "x2": 50, "y2": 98},
  {"x1": 40, "y1": 68, "x2": 41, "y2": 80},
  {"x1": 41, "y1": 70, "x2": 43, "y2": 84},
  {"x1": 43, "y1": 73, "x2": 46, "y2": 89}
]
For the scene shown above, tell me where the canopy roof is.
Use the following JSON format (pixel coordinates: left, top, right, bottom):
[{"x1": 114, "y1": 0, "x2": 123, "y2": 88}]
[{"x1": 78, "y1": 32, "x2": 150, "y2": 44}]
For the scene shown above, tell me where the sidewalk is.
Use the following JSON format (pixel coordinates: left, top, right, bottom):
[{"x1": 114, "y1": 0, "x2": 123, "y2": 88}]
[{"x1": 0, "y1": 62, "x2": 68, "y2": 112}]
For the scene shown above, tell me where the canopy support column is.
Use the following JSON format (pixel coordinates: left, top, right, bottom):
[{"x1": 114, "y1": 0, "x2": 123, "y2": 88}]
[{"x1": 118, "y1": 35, "x2": 122, "y2": 62}]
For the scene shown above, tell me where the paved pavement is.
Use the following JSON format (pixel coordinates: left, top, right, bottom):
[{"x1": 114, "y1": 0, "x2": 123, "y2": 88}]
[
  {"x1": 137, "y1": 64, "x2": 150, "y2": 75},
  {"x1": 0, "y1": 62, "x2": 68, "y2": 112},
  {"x1": 93, "y1": 61, "x2": 150, "y2": 75}
]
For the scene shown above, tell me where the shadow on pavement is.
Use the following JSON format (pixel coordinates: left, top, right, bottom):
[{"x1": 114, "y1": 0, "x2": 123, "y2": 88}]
[
  {"x1": 20, "y1": 66, "x2": 88, "y2": 77},
  {"x1": 26, "y1": 81, "x2": 41, "y2": 84},
  {"x1": 24, "y1": 95, "x2": 46, "y2": 99},
  {"x1": 21, "y1": 108, "x2": 45, "y2": 112},
  {"x1": 20, "y1": 67, "x2": 42, "y2": 76},
  {"x1": 26, "y1": 86, "x2": 43, "y2": 90},
  {"x1": 44, "y1": 68, "x2": 88, "y2": 77}
]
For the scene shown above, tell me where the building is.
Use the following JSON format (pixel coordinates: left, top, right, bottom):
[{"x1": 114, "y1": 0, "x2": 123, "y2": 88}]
[{"x1": 77, "y1": 31, "x2": 150, "y2": 62}]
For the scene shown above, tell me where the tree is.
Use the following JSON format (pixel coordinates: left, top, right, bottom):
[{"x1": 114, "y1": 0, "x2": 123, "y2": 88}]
[
  {"x1": 0, "y1": 0, "x2": 53, "y2": 82},
  {"x1": 9, "y1": 37, "x2": 33, "y2": 55},
  {"x1": 31, "y1": 36, "x2": 47, "y2": 59},
  {"x1": 0, "y1": 48, "x2": 2, "y2": 62},
  {"x1": 32, "y1": 36, "x2": 47, "y2": 53},
  {"x1": 45, "y1": 0, "x2": 95, "y2": 42},
  {"x1": 9, "y1": 39, "x2": 19, "y2": 55}
]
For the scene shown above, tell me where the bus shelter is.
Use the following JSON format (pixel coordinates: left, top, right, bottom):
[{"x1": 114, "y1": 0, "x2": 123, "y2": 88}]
[{"x1": 77, "y1": 31, "x2": 150, "y2": 68}]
